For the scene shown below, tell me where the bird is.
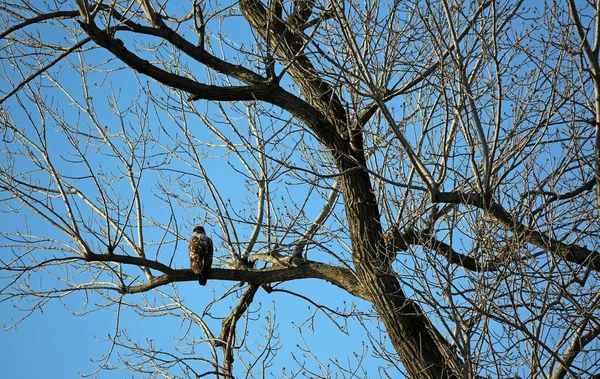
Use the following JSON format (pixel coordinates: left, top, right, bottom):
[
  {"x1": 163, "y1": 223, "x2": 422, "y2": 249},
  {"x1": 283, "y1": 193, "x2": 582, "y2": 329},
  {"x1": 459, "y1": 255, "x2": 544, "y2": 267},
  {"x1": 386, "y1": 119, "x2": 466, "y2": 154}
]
[{"x1": 188, "y1": 226, "x2": 213, "y2": 286}]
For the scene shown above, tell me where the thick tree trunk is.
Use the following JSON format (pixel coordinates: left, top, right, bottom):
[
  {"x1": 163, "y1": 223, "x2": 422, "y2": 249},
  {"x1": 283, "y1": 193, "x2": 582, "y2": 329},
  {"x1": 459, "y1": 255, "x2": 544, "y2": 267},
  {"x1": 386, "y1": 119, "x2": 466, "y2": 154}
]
[{"x1": 337, "y1": 156, "x2": 464, "y2": 379}]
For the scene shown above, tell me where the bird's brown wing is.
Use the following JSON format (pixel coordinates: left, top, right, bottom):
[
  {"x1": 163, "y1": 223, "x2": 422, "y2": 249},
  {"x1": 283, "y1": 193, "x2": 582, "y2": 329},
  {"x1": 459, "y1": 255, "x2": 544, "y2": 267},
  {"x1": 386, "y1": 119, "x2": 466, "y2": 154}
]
[
  {"x1": 189, "y1": 235, "x2": 202, "y2": 275},
  {"x1": 200, "y1": 237, "x2": 214, "y2": 283},
  {"x1": 189, "y1": 234, "x2": 213, "y2": 285}
]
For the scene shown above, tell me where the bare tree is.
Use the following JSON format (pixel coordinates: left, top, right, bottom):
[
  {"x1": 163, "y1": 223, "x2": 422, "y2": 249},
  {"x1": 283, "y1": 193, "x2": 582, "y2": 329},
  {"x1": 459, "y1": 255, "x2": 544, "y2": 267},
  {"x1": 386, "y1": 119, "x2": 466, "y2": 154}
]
[{"x1": 1, "y1": 0, "x2": 600, "y2": 377}]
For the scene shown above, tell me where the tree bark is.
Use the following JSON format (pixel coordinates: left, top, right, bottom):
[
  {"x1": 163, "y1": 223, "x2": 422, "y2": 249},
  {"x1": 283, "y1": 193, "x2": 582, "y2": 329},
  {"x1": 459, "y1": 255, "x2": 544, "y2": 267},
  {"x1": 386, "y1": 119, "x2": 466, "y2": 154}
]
[{"x1": 337, "y1": 154, "x2": 464, "y2": 379}]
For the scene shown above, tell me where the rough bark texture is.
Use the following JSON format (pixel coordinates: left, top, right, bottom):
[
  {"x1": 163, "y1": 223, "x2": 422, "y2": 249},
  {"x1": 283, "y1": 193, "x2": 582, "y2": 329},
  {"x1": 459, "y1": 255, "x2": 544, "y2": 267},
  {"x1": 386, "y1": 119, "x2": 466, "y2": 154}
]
[{"x1": 336, "y1": 153, "x2": 463, "y2": 379}]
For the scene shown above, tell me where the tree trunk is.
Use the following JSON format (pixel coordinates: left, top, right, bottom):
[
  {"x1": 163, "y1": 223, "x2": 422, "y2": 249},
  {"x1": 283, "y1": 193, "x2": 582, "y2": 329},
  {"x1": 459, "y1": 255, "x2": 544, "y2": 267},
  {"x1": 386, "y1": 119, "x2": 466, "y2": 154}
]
[{"x1": 338, "y1": 154, "x2": 463, "y2": 379}]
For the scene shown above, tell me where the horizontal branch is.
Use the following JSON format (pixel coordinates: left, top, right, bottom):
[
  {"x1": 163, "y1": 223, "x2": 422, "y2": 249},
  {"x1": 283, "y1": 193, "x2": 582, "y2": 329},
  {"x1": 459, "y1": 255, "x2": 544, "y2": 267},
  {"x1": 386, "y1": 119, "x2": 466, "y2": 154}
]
[
  {"x1": 77, "y1": 21, "x2": 272, "y2": 101},
  {"x1": 530, "y1": 178, "x2": 596, "y2": 207},
  {"x1": 86, "y1": 252, "x2": 366, "y2": 300},
  {"x1": 0, "y1": 10, "x2": 79, "y2": 40},
  {"x1": 384, "y1": 227, "x2": 499, "y2": 272},
  {"x1": 433, "y1": 191, "x2": 600, "y2": 271}
]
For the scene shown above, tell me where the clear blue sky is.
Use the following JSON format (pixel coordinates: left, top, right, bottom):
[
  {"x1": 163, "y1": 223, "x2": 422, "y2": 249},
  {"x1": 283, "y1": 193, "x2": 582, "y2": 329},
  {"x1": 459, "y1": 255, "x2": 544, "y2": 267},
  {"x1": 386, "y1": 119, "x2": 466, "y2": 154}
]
[{"x1": 4, "y1": 1, "x2": 590, "y2": 378}]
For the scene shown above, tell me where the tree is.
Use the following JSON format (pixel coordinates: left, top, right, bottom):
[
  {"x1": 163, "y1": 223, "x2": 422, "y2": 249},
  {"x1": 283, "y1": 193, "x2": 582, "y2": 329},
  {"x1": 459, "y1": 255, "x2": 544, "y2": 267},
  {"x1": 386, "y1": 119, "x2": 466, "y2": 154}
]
[{"x1": 1, "y1": 0, "x2": 600, "y2": 377}]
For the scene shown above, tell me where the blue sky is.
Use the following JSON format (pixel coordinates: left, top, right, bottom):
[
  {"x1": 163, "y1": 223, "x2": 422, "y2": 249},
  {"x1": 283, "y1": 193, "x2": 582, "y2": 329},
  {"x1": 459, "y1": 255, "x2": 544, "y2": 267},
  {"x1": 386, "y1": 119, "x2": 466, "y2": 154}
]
[
  {"x1": 0, "y1": 39, "x2": 384, "y2": 374},
  {"x1": 3, "y1": 0, "x2": 600, "y2": 378},
  {"x1": 0, "y1": 1, "x2": 513, "y2": 376},
  {"x1": 1, "y1": 276, "x2": 379, "y2": 377}
]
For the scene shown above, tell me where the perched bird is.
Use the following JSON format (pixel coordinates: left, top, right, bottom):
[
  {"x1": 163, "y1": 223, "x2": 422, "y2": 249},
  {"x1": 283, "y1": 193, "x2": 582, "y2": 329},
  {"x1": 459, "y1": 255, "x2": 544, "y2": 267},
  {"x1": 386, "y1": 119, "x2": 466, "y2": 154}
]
[{"x1": 188, "y1": 226, "x2": 214, "y2": 285}]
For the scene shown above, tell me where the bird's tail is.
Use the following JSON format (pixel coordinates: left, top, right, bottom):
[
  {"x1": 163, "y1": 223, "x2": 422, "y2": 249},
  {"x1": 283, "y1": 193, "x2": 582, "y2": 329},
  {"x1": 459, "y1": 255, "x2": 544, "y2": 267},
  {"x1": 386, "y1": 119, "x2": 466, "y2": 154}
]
[{"x1": 198, "y1": 275, "x2": 207, "y2": 286}]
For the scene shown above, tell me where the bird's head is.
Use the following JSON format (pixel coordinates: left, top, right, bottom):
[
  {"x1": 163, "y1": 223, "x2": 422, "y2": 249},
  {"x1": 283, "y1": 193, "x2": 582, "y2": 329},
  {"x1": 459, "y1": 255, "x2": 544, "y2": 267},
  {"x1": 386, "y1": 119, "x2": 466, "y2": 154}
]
[{"x1": 193, "y1": 226, "x2": 206, "y2": 235}]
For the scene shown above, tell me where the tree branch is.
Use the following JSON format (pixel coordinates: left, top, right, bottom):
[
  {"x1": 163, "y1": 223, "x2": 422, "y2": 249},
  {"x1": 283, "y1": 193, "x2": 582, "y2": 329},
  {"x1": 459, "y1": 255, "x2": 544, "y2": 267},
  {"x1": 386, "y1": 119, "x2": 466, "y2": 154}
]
[
  {"x1": 217, "y1": 284, "x2": 260, "y2": 376},
  {"x1": 433, "y1": 191, "x2": 600, "y2": 271},
  {"x1": 0, "y1": 10, "x2": 79, "y2": 40},
  {"x1": 0, "y1": 37, "x2": 91, "y2": 105},
  {"x1": 78, "y1": 20, "x2": 270, "y2": 102},
  {"x1": 384, "y1": 227, "x2": 499, "y2": 272},
  {"x1": 77, "y1": 18, "x2": 338, "y2": 147},
  {"x1": 86, "y1": 252, "x2": 365, "y2": 299},
  {"x1": 239, "y1": 0, "x2": 350, "y2": 150}
]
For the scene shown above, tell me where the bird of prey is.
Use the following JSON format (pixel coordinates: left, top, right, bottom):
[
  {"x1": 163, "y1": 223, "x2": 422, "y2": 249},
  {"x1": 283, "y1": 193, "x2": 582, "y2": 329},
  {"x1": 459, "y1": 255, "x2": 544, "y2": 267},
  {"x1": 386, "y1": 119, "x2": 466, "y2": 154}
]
[{"x1": 188, "y1": 226, "x2": 213, "y2": 285}]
